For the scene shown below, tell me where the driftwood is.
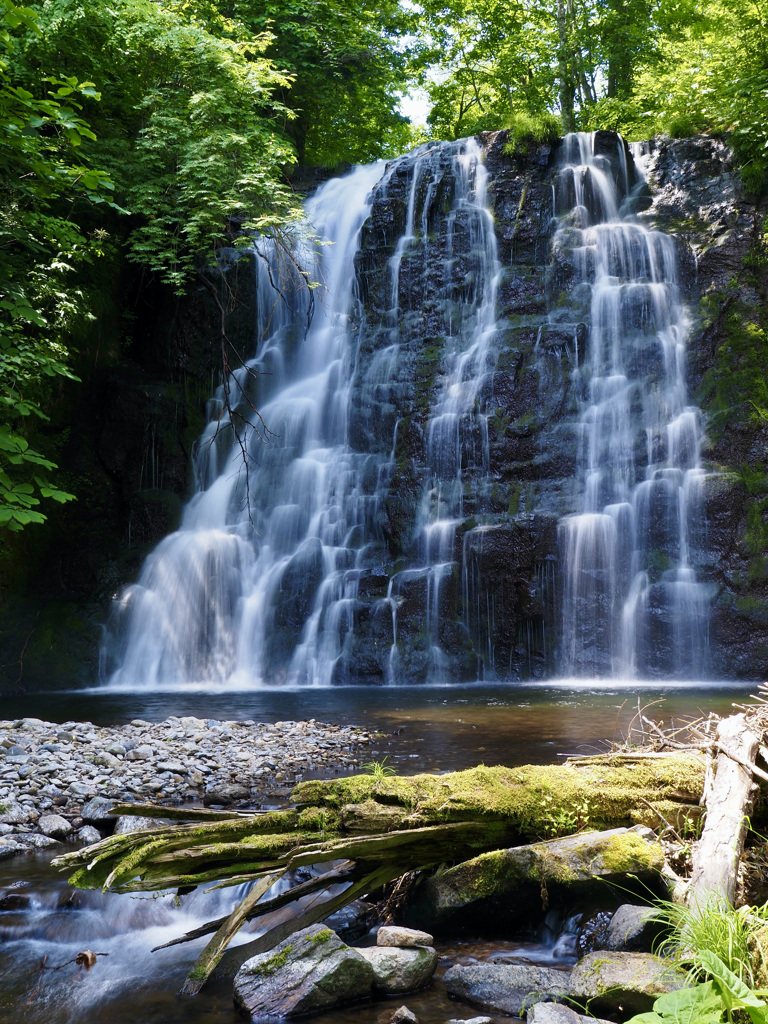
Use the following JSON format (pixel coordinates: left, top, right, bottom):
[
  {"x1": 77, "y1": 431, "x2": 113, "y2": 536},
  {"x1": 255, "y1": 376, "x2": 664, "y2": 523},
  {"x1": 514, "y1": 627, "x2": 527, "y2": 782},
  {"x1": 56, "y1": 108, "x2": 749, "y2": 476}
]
[{"x1": 688, "y1": 713, "x2": 760, "y2": 907}]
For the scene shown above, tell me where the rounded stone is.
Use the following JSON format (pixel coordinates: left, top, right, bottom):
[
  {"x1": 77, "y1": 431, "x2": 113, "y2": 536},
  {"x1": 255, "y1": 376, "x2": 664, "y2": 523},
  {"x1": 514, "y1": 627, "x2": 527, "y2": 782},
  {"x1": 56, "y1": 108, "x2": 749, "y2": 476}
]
[{"x1": 357, "y1": 944, "x2": 437, "y2": 994}]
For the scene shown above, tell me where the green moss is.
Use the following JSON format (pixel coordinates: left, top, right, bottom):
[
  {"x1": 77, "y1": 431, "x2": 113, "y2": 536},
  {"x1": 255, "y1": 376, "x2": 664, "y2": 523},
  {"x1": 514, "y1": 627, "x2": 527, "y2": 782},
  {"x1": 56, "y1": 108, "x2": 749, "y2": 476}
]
[
  {"x1": 252, "y1": 943, "x2": 293, "y2": 976},
  {"x1": 597, "y1": 831, "x2": 663, "y2": 875},
  {"x1": 309, "y1": 928, "x2": 333, "y2": 945},
  {"x1": 291, "y1": 757, "x2": 705, "y2": 841}
]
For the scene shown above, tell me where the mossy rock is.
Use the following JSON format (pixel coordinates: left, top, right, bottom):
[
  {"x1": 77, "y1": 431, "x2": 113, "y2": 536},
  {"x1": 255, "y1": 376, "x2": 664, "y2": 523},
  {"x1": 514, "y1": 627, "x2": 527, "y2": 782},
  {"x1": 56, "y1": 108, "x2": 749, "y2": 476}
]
[{"x1": 404, "y1": 826, "x2": 664, "y2": 932}]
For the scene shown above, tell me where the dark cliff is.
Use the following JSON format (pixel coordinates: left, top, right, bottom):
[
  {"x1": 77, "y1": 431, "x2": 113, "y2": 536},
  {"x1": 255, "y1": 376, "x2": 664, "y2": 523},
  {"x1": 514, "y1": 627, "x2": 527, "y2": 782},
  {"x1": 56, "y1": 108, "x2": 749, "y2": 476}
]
[{"x1": 1, "y1": 131, "x2": 766, "y2": 690}]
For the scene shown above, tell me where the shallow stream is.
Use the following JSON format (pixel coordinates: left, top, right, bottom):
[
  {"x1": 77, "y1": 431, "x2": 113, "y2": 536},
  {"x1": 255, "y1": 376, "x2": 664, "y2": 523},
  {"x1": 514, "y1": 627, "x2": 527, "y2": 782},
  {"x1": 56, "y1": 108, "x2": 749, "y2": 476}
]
[{"x1": 0, "y1": 680, "x2": 754, "y2": 1022}]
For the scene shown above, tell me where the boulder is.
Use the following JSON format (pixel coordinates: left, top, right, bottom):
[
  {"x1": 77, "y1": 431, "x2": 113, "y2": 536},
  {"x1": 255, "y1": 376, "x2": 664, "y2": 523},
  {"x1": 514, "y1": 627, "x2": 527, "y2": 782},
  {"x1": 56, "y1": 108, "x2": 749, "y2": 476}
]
[
  {"x1": 410, "y1": 826, "x2": 664, "y2": 931},
  {"x1": 357, "y1": 944, "x2": 437, "y2": 994},
  {"x1": 77, "y1": 825, "x2": 102, "y2": 845},
  {"x1": 377, "y1": 925, "x2": 434, "y2": 948},
  {"x1": 0, "y1": 801, "x2": 34, "y2": 825},
  {"x1": 37, "y1": 814, "x2": 73, "y2": 839},
  {"x1": 527, "y1": 1001, "x2": 613, "y2": 1024},
  {"x1": 233, "y1": 924, "x2": 373, "y2": 1018},
  {"x1": 605, "y1": 904, "x2": 660, "y2": 952},
  {"x1": 443, "y1": 963, "x2": 569, "y2": 1016},
  {"x1": 80, "y1": 796, "x2": 118, "y2": 825},
  {"x1": 569, "y1": 951, "x2": 685, "y2": 1015}
]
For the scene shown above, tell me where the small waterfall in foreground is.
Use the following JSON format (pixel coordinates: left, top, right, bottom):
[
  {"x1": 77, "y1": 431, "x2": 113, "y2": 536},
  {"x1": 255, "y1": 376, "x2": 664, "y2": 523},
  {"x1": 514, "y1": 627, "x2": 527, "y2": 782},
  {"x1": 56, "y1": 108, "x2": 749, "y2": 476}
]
[{"x1": 555, "y1": 132, "x2": 711, "y2": 678}]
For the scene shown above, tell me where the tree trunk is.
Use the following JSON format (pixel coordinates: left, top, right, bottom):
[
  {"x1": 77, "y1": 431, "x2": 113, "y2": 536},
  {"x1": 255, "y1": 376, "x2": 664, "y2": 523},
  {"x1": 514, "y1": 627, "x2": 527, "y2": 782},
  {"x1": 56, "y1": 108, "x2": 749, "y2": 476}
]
[{"x1": 688, "y1": 714, "x2": 759, "y2": 906}]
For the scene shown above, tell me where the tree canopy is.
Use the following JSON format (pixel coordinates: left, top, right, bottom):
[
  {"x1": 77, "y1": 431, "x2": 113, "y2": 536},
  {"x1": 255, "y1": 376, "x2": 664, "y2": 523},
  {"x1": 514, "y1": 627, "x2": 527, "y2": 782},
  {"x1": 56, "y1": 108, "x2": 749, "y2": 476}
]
[{"x1": 0, "y1": 0, "x2": 765, "y2": 531}]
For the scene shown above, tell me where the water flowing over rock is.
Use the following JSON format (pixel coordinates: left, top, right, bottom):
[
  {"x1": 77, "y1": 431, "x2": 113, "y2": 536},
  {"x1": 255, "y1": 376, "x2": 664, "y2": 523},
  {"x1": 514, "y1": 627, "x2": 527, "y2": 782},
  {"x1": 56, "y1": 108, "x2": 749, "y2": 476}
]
[{"x1": 101, "y1": 131, "x2": 730, "y2": 687}]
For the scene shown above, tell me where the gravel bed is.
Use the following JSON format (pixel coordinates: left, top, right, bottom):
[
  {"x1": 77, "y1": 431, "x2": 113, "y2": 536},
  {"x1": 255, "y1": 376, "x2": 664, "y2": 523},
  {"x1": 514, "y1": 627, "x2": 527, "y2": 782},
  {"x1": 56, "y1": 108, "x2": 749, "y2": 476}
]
[{"x1": 0, "y1": 715, "x2": 378, "y2": 858}]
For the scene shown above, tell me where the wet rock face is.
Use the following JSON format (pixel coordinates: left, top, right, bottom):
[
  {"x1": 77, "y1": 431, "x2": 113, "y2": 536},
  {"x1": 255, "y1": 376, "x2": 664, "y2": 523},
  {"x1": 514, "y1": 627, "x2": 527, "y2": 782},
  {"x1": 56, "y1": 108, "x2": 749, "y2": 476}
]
[
  {"x1": 7, "y1": 131, "x2": 768, "y2": 688},
  {"x1": 637, "y1": 136, "x2": 768, "y2": 677}
]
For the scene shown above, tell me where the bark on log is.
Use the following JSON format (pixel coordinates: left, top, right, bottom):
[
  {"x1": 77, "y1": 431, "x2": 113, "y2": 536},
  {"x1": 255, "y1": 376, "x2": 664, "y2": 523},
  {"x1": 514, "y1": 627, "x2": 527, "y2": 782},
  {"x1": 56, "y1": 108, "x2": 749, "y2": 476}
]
[{"x1": 688, "y1": 713, "x2": 760, "y2": 906}]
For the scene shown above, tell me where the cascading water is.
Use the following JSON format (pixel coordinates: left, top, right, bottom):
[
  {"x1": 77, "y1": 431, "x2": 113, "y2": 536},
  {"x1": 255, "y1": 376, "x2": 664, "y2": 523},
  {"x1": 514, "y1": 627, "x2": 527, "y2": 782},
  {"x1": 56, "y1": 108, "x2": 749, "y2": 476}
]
[
  {"x1": 104, "y1": 130, "x2": 714, "y2": 688},
  {"x1": 555, "y1": 132, "x2": 712, "y2": 678},
  {"x1": 105, "y1": 139, "x2": 501, "y2": 688}
]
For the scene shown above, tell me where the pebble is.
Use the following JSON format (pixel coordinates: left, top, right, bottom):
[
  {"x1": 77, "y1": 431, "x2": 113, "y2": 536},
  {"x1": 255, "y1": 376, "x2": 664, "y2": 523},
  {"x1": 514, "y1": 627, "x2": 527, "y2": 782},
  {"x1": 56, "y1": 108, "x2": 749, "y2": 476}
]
[{"x1": 0, "y1": 716, "x2": 376, "y2": 858}]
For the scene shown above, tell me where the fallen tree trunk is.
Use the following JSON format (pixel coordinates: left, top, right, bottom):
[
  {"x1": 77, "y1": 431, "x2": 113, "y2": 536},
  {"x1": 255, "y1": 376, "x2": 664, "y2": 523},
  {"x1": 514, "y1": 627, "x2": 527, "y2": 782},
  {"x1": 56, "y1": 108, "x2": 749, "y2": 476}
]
[{"x1": 688, "y1": 713, "x2": 760, "y2": 907}]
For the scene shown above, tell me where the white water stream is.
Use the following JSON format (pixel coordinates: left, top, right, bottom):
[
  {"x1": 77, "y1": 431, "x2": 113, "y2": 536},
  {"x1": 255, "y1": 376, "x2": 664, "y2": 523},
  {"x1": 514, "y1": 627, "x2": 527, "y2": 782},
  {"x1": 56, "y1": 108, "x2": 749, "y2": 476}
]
[{"x1": 555, "y1": 133, "x2": 712, "y2": 677}]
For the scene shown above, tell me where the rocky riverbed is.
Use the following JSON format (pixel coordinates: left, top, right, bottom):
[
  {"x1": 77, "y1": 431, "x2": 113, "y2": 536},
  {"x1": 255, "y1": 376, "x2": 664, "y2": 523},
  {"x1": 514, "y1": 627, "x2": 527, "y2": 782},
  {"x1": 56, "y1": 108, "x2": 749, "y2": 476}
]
[{"x1": 0, "y1": 715, "x2": 378, "y2": 858}]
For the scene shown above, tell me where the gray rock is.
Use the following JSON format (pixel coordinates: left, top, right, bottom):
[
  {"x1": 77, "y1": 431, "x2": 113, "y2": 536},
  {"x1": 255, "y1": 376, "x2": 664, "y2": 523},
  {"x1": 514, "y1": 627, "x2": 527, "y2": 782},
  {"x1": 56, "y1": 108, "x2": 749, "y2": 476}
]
[
  {"x1": 37, "y1": 814, "x2": 73, "y2": 839},
  {"x1": 391, "y1": 1006, "x2": 420, "y2": 1024},
  {"x1": 77, "y1": 825, "x2": 102, "y2": 845},
  {"x1": 67, "y1": 781, "x2": 96, "y2": 798},
  {"x1": 93, "y1": 752, "x2": 121, "y2": 768},
  {"x1": 233, "y1": 924, "x2": 373, "y2": 1018},
  {"x1": 81, "y1": 796, "x2": 118, "y2": 824},
  {"x1": 16, "y1": 833, "x2": 59, "y2": 850},
  {"x1": 357, "y1": 945, "x2": 437, "y2": 994},
  {"x1": 0, "y1": 800, "x2": 33, "y2": 825},
  {"x1": 125, "y1": 745, "x2": 153, "y2": 761},
  {"x1": 203, "y1": 783, "x2": 249, "y2": 805},
  {"x1": 444, "y1": 964, "x2": 569, "y2": 1017},
  {"x1": 569, "y1": 952, "x2": 685, "y2": 1015},
  {"x1": 0, "y1": 841, "x2": 24, "y2": 859},
  {"x1": 527, "y1": 1002, "x2": 612, "y2": 1024},
  {"x1": 377, "y1": 925, "x2": 434, "y2": 948},
  {"x1": 447, "y1": 1018, "x2": 496, "y2": 1024},
  {"x1": 605, "y1": 904, "x2": 659, "y2": 952}
]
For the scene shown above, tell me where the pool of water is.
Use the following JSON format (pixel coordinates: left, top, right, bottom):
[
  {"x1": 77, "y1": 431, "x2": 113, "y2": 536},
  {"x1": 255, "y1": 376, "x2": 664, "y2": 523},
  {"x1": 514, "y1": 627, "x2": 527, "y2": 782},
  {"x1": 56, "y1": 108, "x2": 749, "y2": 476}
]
[{"x1": 1, "y1": 679, "x2": 755, "y2": 771}]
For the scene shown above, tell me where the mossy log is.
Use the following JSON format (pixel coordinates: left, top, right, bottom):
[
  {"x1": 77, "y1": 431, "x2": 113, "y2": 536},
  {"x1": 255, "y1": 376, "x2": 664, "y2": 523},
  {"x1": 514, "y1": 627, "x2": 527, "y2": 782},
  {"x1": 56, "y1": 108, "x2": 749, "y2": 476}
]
[{"x1": 53, "y1": 756, "x2": 705, "y2": 895}]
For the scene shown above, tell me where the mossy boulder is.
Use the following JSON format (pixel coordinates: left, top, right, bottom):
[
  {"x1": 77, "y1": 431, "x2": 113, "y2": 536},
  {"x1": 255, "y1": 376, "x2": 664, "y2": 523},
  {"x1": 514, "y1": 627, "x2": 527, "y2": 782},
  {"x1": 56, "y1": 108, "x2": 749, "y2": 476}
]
[
  {"x1": 568, "y1": 951, "x2": 686, "y2": 1015},
  {"x1": 404, "y1": 826, "x2": 664, "y2": 932},
  {"x1": 233, "y1": 924, "x2": 374, "y2": 1019}
]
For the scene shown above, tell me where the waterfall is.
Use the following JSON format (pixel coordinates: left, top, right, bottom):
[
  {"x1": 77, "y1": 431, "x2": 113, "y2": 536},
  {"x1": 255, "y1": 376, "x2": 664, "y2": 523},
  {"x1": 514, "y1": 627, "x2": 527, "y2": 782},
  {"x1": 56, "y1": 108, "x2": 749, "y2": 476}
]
[
  {"x1": 555, "y1": 132, "x2": 711, "y2": 678},
  {"x1": 103, "y1": 131, "x2": 714, "y2": 689},
  {"x1": 106, "y1": 160, "x2": 388, "y2": 687},
  {"x1": 104, "y1": 140, "x2": 501, "y2": 688}
]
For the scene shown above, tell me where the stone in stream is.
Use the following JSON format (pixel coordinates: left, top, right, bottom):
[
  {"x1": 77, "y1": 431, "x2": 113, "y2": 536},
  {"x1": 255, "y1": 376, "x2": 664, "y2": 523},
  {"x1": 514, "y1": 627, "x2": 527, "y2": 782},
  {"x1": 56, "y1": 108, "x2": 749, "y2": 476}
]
[
  {"x1": 408, "y1": 826, "x2": 664, "y2": 932},
  {"x1": 604, "y1": 904, "x2": 660, "y2": 952},
  {"x1": 37, "y1": 813, "x2": 73, "y2": 839},
  {"x1": 390, "y1": 1007, "x2": 420, "y2": 1024},
  {"x1": 233, "y1": 924, "x2": 374, "y2": 1018},
  {"x1": 568, "y1": 951, "x2": 685, "y2": 1015},
  {"x1": 377, "y1": 925, "x2": 434, "y2": 947},
  {"x1": 80, "y1": 796, "x2": 118, "y2": 825},
  {"x1": 357, "y1": 944, "x2": 437, "y2": 994},
  {"x1": 527, "y1": 1001, "x2": 613, "y2": 1024},
  {"x1": 443, "y1": 963, "x2": 570, "y2": 1016}
]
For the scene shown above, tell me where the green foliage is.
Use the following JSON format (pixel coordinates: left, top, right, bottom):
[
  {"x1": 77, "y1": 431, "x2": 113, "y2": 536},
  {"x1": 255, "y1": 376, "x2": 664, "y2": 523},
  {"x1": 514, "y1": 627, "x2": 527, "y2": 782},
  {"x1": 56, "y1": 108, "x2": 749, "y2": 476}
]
[
  {"x1": 538, "y1": 792, "x2": 593, "y2": 837},
  {"x1": 19, "y1": 0, "x2": 303, "y2": 291},
  {"x1": 652, "y1": 897, "x2": 768, "y2": 989},
  {"x1": 360, "y1": 757, "x2": 397, "y2": 781},
  {"x1": 626, "y1": 902, "x2": 768, "y2": 1024},
  {"x1": 503, "y1": 111, "x2": 563, "y2": 154},
  {"x1": 0, "y1": 0, "x2": 116, "y2": 530}
]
